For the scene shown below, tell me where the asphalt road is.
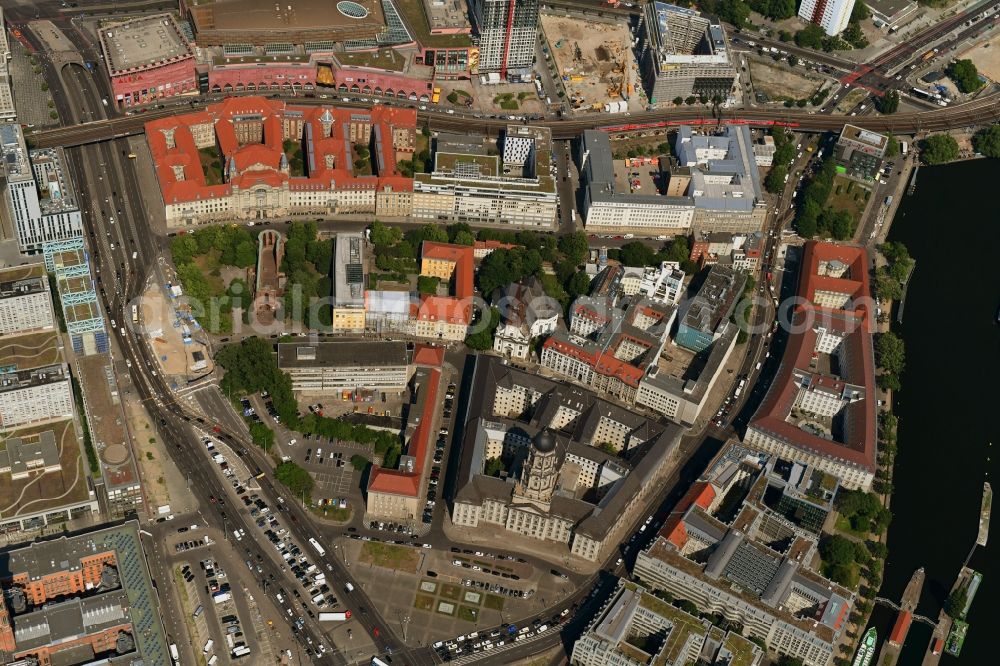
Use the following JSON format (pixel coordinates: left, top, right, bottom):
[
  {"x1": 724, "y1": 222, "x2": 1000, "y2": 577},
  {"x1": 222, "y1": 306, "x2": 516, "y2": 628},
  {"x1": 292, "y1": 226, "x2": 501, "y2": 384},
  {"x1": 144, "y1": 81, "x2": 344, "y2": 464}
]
[{"x1": 41, "y1": 25, "x2": 393, "y2": 664}]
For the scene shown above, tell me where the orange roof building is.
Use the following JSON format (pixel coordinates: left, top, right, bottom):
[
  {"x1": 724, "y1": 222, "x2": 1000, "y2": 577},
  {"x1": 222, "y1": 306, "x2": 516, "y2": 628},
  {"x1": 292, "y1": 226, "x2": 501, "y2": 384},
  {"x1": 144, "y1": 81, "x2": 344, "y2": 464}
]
[
  {"x1": 409, "y1": 241, "x2": 475, "y2": 341},
  {"x1": 145, "y1": 96, "x2": 416, "y2": 227},
  {"x1": 745, "y1": 241, "x2": 877, "y2": 490},
  {"x1": 367, "y1": 368, "x2": 441, "y2": 519}
]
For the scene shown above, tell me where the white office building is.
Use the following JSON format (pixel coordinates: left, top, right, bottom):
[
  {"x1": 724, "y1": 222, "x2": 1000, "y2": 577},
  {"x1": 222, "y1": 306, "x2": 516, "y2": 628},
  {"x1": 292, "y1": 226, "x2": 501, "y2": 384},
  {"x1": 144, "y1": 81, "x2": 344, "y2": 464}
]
[
  {"x1": 0, "y1": 124, "x2": 84, "y2": 254},
  {"x1": 579, "y1": 130, "x2": 695, "y2": 235},
  {"x1": 799, "y1": 0, "x2": 856, "y2": 36}
]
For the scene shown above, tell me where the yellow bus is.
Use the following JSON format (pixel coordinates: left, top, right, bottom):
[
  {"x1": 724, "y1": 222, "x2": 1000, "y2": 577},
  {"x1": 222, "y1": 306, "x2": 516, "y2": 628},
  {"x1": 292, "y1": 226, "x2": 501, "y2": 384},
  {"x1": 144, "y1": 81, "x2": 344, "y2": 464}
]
[{"x1": 431, "y1": 87, "x2": 441, "y2": 104}]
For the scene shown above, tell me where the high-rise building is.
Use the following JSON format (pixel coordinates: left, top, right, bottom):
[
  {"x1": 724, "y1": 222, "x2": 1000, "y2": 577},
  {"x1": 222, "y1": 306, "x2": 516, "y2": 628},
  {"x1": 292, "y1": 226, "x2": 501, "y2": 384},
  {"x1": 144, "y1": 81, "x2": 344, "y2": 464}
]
[
  {"x1": 0, "y1": 124, "x2": 83, "y2": 254},
  {"x1": 640, "y1": 3, "x2": 736, "y2": 105},
  {"x1": 798, "y1": 0, "x2": 856, "y2": 36},
  {"x1": 468, "y1": 0, "x2": 538, "y2": 78}
]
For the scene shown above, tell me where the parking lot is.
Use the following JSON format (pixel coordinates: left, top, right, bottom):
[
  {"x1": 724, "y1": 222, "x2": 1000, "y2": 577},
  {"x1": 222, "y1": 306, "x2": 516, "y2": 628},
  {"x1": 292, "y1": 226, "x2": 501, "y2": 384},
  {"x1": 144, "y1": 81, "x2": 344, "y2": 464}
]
[{"x1": 314, "y1": 469, "x2": 353, "y2": 496}]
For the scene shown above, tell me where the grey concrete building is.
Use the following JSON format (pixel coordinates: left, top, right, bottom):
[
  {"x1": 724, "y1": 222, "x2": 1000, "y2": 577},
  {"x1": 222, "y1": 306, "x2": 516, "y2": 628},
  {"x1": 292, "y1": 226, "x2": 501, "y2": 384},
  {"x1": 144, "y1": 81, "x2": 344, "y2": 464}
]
[
  {"x1": 675, "y1": 125, "x2": 768, "y2": 233},
  {"x1": 578, "y1": 130, "x2": 695, "y2": 234},
  {"x1": 277, "y1": 341, "x2": 410, "y2": 394}
]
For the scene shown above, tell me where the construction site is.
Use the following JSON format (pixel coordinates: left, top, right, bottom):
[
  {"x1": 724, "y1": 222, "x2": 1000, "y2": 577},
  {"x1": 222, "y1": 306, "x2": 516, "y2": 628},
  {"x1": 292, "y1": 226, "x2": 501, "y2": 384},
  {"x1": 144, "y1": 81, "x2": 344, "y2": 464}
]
[{"x1": 539, "y1": 13, "x2": 641, "y2": 113}]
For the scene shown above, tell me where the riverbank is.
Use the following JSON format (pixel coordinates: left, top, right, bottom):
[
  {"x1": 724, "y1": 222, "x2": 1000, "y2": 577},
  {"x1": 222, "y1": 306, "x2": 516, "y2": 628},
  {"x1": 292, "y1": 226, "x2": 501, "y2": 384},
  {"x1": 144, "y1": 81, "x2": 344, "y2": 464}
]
[{"x1": 875, "y1": 159, "x2": 998, "y2": 665}]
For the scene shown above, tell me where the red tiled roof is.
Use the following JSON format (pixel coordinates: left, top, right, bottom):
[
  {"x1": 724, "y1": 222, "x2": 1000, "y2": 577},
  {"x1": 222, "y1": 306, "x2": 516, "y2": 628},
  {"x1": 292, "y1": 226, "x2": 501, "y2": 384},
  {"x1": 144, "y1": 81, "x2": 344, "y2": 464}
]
[
  {"x1": 412, "y1": 295, "x2": 472, "y2": 326},
  {"x1": 367, "y1": 368, "x2": 441, "y2": 499},
  {"x1": 542, "y1": 336, "x2": 646, "y2": 388},
  {"x1": 656, "y1": 482, "x2": 716, "y2": 546},
  {"x1": 232, "y1": 144, "x2": 279, "y2": 172},
  {"x1": 800, "y1": 241, "x2": 873, "y2": 331},
  {"x1": 889, "y1": 611, "x2": 911, "y2": 646},
  {"x1": 418, "y1": 242, "x2": 474, "y2": 327},
  {"x1": 145, "y1": 96, "x2": 415, "y2": 206},
  {"x1": 749, "y1": 241, "x2": 876, "y2": 474},
  {"x1": 690, "y1": 482, "x2": 716, "y2": 510},
  {"x1": 663, "y1": 516, "x2": 687, "y2": 549},
  {"x1": 421, "y1": 241, "x2": 474, "y2": 298},
  {"x1": 407, "y1": 368, "x2": 440, "y2": 478},
  {"x1": 367, "y1": 469, "x2": 421, "y2": 496},
  {"x1": 412, "y1": 345, "x2": 444, "y2": 367}
]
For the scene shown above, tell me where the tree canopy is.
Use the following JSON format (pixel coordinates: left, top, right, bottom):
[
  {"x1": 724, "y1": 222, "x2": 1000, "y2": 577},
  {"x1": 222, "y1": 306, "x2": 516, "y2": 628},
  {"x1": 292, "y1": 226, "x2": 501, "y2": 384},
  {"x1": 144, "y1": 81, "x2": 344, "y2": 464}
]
[
  {"x1": 477, "y1": 248, "x2": 543, "y2": 296},
  {"x1": 557, "y1": 232, "x2": 590, "y2": 265},
  {"x1": 698, "y1": 0, "x2": 751, "y2": 28},
  {"x1": 793, "y1": 157, "x2": 857, "y2": 240},
  {"x1": 944, "y1": 587, "x2": 968, "y2": 619},
  {"x1": 878, "y1": 89, "x2": 899, "y2": 115},
  {"x1": 275, "y1": 461, "x2": 314, "y2": 502},
  {"x1": 972, "y1": 124, "x2": 1000, "y2": 157},
  {"x1": 795, "y1": 23, "x2": 826, "y2": 49},
  {"x1": 465, "y1": 306, "x2": 500, "y2": 351},
  {"x1": 875, "y1": 331, "x2": 906, "y2": 377},
  {"x1": 746, "y1": 0, "x2": 795, "y2": 20},
  {"x1": 946, "y1": 59, "x2": 984, "y2": 93}
]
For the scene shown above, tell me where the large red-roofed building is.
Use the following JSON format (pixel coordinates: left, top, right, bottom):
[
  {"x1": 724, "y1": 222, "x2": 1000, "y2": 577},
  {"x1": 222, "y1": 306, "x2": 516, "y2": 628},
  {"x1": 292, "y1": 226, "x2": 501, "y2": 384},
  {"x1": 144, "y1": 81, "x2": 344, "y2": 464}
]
[
  {"x1": 145, "y1": 96, "x2": 415, "y2": 227},
  {"x1": 366, "y1": 368, "x2": 441, "y2": 519},
  {"x1": 745, "y1": 241, "x2": 877, "y2": 490}
]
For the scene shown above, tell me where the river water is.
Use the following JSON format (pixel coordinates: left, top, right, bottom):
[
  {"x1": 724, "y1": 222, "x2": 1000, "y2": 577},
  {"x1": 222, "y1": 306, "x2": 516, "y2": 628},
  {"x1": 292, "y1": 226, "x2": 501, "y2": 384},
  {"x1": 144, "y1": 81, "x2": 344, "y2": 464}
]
[{"x1": 868, "y1": 159, "x2": 1000, "y2": 665}]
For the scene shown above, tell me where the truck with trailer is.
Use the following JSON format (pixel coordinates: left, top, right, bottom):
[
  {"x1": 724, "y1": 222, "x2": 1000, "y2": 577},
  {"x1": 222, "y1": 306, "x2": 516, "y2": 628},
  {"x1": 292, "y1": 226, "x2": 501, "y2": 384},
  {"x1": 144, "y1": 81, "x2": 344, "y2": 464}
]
[{"x1": 319, "y1": 611, "x2": 352, "y2": 621}]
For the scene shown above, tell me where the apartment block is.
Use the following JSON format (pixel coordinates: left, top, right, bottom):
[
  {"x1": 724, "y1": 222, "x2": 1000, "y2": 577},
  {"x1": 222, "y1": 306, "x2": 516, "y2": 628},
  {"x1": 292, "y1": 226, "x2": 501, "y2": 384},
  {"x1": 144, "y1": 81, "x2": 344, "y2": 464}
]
[
  {"x1": 0, "y1": 265, "x2": 55, "y2": 337},
  {"x1": 799, "y1": 0, "x2": 856, "y2": 36},
  {"x1": 469, "y1": 0, "x2": 539, "y2": 77}
]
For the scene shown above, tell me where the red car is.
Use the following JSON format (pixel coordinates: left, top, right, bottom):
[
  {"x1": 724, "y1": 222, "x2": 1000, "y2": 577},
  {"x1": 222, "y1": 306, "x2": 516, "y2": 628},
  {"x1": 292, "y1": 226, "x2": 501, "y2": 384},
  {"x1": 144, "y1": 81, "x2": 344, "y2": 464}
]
[{"x1": 373, "y1": 627, "x2": 380, "y2": 637}]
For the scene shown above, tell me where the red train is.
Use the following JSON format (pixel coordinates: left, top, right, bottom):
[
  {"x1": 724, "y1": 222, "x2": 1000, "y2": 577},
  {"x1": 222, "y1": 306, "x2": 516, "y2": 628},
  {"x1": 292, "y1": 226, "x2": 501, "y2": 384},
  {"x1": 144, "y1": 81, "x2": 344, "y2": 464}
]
[{"x1": 600, "y1": 118, "x2": 801, "y2": 133}]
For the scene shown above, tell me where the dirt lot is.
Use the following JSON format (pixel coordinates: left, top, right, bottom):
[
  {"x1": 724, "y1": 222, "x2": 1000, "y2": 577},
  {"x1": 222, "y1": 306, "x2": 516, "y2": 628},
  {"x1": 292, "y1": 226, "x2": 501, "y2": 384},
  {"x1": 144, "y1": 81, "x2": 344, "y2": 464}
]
[
  {"x1": 827, "y1": 175, "x2": 871, "y2": 222},
  {"x1": 749, "y1": 58, "x2": 824, "y2": 101},
  {"x1": 140, "y1": 282, "x2": 212, "y2": 379},
  {"x1": 435, "y1": 78, "x2": 546, "y2": 115},
  {"x1": 959, "y1": 36, "x2": 1000, "y2": 82},
  {"x1": 834, "y1": 87, "x2": 869, "y2": 114},
  {"x1": 539, "y1": 13, "x2": 641, "y2": 111}
]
